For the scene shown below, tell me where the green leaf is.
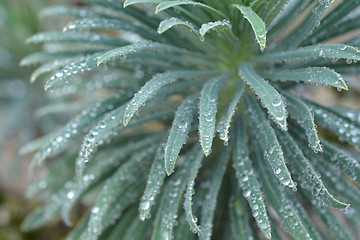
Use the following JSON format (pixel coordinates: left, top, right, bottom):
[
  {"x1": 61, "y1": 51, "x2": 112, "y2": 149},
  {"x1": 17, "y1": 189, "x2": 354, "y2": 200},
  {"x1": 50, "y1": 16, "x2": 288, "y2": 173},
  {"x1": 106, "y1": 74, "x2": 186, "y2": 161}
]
[
  {"x1": 151, "y1": 146, "x2": 196, "y2": 240},
  {"x1": 66, "y1": 214, "x2": 90, "y2": 240},
  {"x1": 26, "y1": 31, "x2": 128, "y2": 46},
  {"x1": 233, "y1": 5, "x2": 267, "y2": 52},
  {"x1": 20, "y1": 51, "x2": 88, "y2": 66},
  {"x1": 199, "y1": 19, "x2": 232, "y2": 37},
  {"x1": 199, "y1": 72, "x2": 231, "y2": 156},
  {"x1": 199, "y1": 146, "x2": 230, "y2": 240},
  {"x1": 282, "y1": 91, "x2": 322, "y2": 152},
  {"x1": 329, "y1": 106, "x2": 360, "y2": 127},
  {"x1": 282, "y1": 191, "x2": 323, "y2": 240},
  {"x1": 313, "y1": 158, "x2": 360, "y2": 210},
  {"x1": 21, "y1": 205, "x2": 61, "y2": 232},
  {"x1": 139, "y1": 143, "x2": 166, "y2": 221},
  {"x1": 44, "y1": 52, "x2": 105, "y2": 90},
  {"x1": 124, "y1": 70, "x2": 209, "y2": 126},
  {"x1": 32, "y1": 93, "x2": 131, "y2": 165},
  {"x1": 253, "y1": 141, "x2": 312, "y2": 240},
  {"x1": 276, "y1": 130, "x2": 349, "y2": 209},
  {"x1": 63, "y1": 18, "x2": 159, "y2": 40},
  {"x1": 239, "y1": 63, "x2": 287, "y2": 130},
  {"x1": 87, "y1": 148, "x2": 155, "y2": 240},
  {"x1": 229, "y1": 186, "x2": 254, "y2": 240},
  {"x1": 158, "y1": 17, "x2": 196, "y2": 35},
  {"x1": 40, "y1": 5, "x2": 101, "y2": 19},
  {"x1": 244, "y1": 93, "x2": 295, "y2": 188},
  {"x1": 100, "y1": 178, "x2": 146, "y2": 237},
  {"x1": 155, "y1": 1, "x2": 227, "y2": 18},
  {"x1": 164, "y1": 93, "x2": 199, "y2": 175},
  {"x1": 216, "y1": 82, "x2": 244, "y2": 143},
  {"x1": 317, "y1": 138, "x2": 360, "y2": 184},
  {"x1": 274, "y1": 0, "x2": 333, "y2": 51},
  {"x1": 30, "y1": 57, "x2": 78, "y2": 83},
  {"x1": 232, "y1": 115, "x2": 271, "y2": 239},
  {"x1": 123, "y1": 212, "x2": 152, "y2": 240},
  {"x1": 123, "y1": 0, "x2": 162, "y2": 8},
  {"x1": 183, "y1": 146, "x2": 203, "y2": 235},
  {"x1": 105, "y1": 207, "x2": 139, "y2": 240},
  {"x1": 260, "y1": 67, "x2": 348, "y2": 90},
  {"x1": 301, "y1": 190, "x2": 355, "y2": 240},
  {"x1": 97, "y1": 40, "x2": 193, "y2": 66},
  {"x1": 79, "y1": 104, "x2": 173, "y2": 178},
  {"x1": 307, "y1": 101, "x2": 360, "y2": 150},
  {"x1": 61, "y1": 136, "x2": 159, "y2": 225},
  {"x1": 256, "y1": 44, "x2": 360, "y2": 63}
]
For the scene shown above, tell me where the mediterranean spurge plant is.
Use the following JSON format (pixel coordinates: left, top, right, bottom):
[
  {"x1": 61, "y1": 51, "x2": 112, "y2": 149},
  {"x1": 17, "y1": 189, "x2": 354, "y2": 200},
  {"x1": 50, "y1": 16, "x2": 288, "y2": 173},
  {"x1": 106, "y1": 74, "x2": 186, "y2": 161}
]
[{"x1": 21, "y1": 0, "x2": 360, "y2": 239}]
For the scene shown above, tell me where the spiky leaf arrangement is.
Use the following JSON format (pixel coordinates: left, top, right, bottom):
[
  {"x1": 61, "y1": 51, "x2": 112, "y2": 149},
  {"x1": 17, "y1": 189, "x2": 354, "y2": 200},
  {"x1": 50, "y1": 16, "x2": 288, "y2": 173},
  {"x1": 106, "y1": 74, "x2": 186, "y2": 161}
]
[{"x1": 22, "y1": 0, "x2": 360, "y2": 239}]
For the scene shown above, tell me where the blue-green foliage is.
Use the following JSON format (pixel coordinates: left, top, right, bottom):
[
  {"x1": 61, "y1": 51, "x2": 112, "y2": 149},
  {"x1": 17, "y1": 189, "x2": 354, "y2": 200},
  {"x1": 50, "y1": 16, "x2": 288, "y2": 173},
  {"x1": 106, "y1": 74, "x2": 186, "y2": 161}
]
[{"x1": 22, "y1": 0, "x2": 360, "y2": 239}]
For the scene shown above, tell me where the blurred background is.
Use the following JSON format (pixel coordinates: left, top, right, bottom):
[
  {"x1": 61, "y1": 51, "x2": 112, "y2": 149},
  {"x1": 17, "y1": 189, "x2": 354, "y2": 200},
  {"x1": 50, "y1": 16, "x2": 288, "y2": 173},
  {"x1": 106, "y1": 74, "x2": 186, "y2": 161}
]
[
  {"x1": 0, "y1": 0, "x2": 72, "y2": 239},
  {"x1": 0, "y1": 0, "x2": 359, "y2": 239}
]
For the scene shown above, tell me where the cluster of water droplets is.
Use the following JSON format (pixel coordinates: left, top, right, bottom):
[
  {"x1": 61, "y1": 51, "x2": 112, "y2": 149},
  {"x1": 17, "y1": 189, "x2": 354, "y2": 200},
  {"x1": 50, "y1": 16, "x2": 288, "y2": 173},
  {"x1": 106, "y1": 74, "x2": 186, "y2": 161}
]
[
  {"x1": 199, "y1": 19, "x2": 232, "y2": 38},
  {"x1": 313, "y1": 106, "x2": 360, "y2": 148},
  {"x1": 45, "y1": 53, "x2": 103, "y2": 90},
  {"x1": 139, "y1": 145, "x2": 166, "y2": 221},
  {"x1": 158, "y1": 17, "x2": 195, "y2": 35},
  {"x1": 278, "y1": 200, "x2": 309, "y2": 238}
]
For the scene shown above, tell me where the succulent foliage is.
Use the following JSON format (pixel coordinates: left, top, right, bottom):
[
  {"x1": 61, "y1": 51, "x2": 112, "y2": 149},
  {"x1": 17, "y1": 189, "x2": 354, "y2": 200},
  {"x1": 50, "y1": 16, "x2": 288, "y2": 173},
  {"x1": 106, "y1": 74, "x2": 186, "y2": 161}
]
[{"x1": 22, "y1": 0, "x2": 360, "y2": 239}]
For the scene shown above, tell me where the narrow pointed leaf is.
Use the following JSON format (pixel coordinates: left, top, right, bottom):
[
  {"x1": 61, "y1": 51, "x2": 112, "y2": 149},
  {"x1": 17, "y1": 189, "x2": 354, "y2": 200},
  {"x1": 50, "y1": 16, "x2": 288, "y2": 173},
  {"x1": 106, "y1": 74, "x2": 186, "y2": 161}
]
[
  {"x1": 199, "y1": 72, "x2": 231, "y2": 156},
  {"x1": 183, "y1": 146, "x2": 203, "y2": 235},
  {"x1": 307, "y1": 101, "x2": 360, "y2": 150},
  {"x1": 32, "y1": 94, "x2": 131, "y2": 165},
  {"x1": 66, "y1": 214, "x2": 90, "y2": 240},
  {"x1": 229, "y1": 186, "x2": 254, "y2": 240},
  {"x1": 256, "y1": 44, "x2": 360, "y2": 62},
  {"x1": 165, "y1": 93, "x2": 199, "y2": 175},
  {"x1": 244, "y1": 93, "x2": 295, "y2": 188},
  {"x1": 139, "y1": 144, "x2": 166, "y2": 221},
  {"x1": 97, "y1": 41, "x2": 187, "y2": 66},
  {"x1": 233, "y1": 116, "x2": 271, "y2": 239},
  {"x1": 290, "y1": 121, "x2": 360, "y2": 188},
  {"x1": 277, "y1": 130, "x2": 349, "y2": 209},
  {"x1": 260, "y1": 67, "x2": 348, "y2": 90},
  {"x1": 100, "y1": 178, "x2": 147, "y2": 235},
  {"x1": 87, "y1": 148, "x2": 155, "y2": 240},
  {"x1": 329, "y1": 106, "x2": 360, "y2": 127},
  {"x1": 123, "y1": 0, "x2": 162, "y2": 8},
  {"x1": 239, "y1": 63, "x2": 287, "y2": 130},
  {"x1": 216, "y1": 82, "x2": 244, "y2": 143},
  {"x1": 283, "y1": 91, "x2": 322, "y2": 152},
  {"x1": 123, "y1": 214, "x2": 152, "y2": 240},
  {"x1": 79, "y1": 104, "x2": 173, "y2": 178},
  {"x1": 40, "y1": 5, "x2": 103, "y2": 19},
  {"x1": 318, "y1": 139, "x2": 360, "y2": 184},
  {"x1": 253, "y1": 142, "x2": 312, "y2": 240},
  {"x1": 20, "y1": 51, "x2": 87, "y2": 66},
  {"x1": 283, "y1": 191, "x2": 323, "y2": 240},
  {"x1": 26, "y1": 31, "x2": 127, "y2": 46},
  {"x1": 61, "y1": 137, "x2": 159, "y2": 225},
  {"x1": 234, "y1": 5, "x2": 266, "y2": 51},
  {"x1": 155, "y1": 1, "x2": 227, "y2": 18},
  {"x1": 124, "y1": 70, "x2": 209, "y2": 126},
  {"x1": 275, "y1": 0, "x2": 333, "y2": 51},
  {"x1": 63, "y1": 18, "x2": 158, "y2": 40},
  {"x1": 158, "y1": 18, "x2": 196, "y2": 34},
  {"x1": 151, "y1": 146, "x2": 196, "y2": 240},
  {"x1": 44, "y1": 52, "x2": 104, "y2": 90},
  {"x1": 199, "y1": 147, "x2": 229, "y2": 240},
  {"x1": 313, "y1": 159, "x2": 360, "y2": 210},
  {"x1": 199, "y1": 20, "x2": 232, "y2": 37},
  {"x1": 301, "y1": 190, "x2": 355, "y2": 240}
]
